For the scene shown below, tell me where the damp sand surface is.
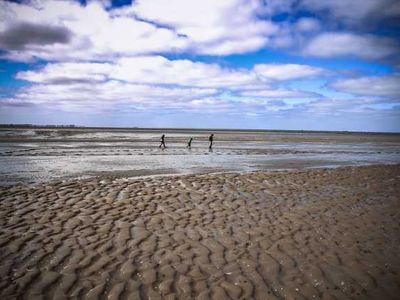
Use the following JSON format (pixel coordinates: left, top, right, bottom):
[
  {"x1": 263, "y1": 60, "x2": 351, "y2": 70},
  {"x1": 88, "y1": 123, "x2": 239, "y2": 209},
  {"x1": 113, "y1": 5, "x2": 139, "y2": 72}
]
[
  {"x1": 1, "y1": 128, "x2": 400, "y2": 185},
  {"x1": 0, "y1": 164, "x2": 399, "y2": 299}
]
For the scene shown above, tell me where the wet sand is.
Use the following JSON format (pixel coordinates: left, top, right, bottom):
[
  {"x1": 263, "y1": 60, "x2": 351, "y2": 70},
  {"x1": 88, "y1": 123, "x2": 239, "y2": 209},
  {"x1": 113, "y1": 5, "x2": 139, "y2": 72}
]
[
  {"x1": 0, "y1": 164, "x2": 399, "y2": 299},
  {"x1": 1, "y1": 128, "x2": 400, "y2": 185}
]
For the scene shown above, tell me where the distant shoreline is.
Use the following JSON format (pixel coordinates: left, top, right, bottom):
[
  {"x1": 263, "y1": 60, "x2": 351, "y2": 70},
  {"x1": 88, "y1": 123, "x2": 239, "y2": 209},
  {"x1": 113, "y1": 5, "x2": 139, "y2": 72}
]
[{"x1": 1, "y1": 124, "x2": 399, "y2": 135}]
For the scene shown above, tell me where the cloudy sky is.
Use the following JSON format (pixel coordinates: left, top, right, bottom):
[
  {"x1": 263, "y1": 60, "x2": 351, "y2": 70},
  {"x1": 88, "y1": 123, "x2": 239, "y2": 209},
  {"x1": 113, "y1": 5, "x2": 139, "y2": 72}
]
[{"x1": 0, "y1": 0, "x2": 399, "y2": 131}]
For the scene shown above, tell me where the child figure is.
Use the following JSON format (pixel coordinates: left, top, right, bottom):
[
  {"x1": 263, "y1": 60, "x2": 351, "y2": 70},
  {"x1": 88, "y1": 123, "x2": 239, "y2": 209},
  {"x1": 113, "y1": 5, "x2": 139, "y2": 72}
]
[{"x1": 187, "y1": 137, "x2": 193, "y2": 148}]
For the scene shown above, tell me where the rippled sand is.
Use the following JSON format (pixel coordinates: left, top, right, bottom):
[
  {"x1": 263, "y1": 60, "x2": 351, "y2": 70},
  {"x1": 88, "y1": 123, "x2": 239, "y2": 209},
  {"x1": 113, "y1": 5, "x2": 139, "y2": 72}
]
[{"x1": 0, "y1": 165, "x2": 399, "y2": 299}]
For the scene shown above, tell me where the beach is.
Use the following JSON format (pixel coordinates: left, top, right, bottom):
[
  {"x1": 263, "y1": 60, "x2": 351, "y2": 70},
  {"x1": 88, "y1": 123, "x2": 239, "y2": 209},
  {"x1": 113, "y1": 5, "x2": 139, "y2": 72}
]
[
  {"x1": 0, "y1": 164, "x2": 399, "y2": 299},
  {"x1": 2, "y1": 0, "x2": 400, "y2": 298},
  {"x1": 1, "y1": 128, "x2": 399, "y2": 185},
  {"x1": 2, "y1": 0, "x2": 399, "y2": 298}
]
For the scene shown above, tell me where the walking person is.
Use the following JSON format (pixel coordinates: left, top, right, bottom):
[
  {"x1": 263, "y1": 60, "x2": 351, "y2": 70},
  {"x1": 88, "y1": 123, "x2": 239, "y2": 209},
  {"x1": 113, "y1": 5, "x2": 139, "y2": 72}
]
[
  {"x1": 187, "y1": 137, "x2": 193, "y2": 149},
  {"x1": 208, "y1": 133, "x2": 214, "y2": 150},
  {"x1": 159, "y1": 134, "x2": 166, "y2": 149}
]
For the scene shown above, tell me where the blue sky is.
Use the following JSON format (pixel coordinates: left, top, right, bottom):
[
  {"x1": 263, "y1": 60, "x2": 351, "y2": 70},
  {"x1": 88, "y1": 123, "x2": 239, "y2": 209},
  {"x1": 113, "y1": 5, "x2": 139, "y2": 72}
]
[{"x1": 0, "y1": 0, "x2": 399, "y2": 131}]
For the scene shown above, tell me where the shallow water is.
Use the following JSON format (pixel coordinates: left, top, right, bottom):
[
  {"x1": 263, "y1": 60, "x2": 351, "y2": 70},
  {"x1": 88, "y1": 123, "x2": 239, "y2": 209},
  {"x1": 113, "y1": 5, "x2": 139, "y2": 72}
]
[{"x1": 1, "y1": 128, "x2": 399, "y2": 185}]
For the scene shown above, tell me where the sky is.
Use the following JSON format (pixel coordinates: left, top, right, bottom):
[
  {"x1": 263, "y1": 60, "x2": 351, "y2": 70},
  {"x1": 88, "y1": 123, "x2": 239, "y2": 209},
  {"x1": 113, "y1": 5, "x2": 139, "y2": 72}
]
[{"x1": 0, "y1": 0, "x2": 399, "y2": 132}]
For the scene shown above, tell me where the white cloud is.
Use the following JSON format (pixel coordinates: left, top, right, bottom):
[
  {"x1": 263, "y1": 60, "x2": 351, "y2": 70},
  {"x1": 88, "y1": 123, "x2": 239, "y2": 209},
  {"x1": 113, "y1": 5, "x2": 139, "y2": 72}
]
[
  {"x1": 240, "y1": 89, "x2": 319, "y2": 98},
  {"x1": 8, "y1": 80, "x2": 218, "y2": 111},
  {"x1": 17, "y1": 56, "x2": 328, "y2": 89},
  {"x1": 1, "y1": 0, "x2": 399, "y2": 62},
  {"x1": 130, "y1": 0, "x2": 279, "y2": 55},
  {"x1": 0, "y1": 1, "x2": 187, "y2": 61},
  {"x1": 293, "y1": 98, "x2": 400, "y2": 117},
  {"x1": 254, "y1": 63, "x2": 326, "y2": 80},
  {"x1": 304, "y1": 32, "x2": 399, "y2": 59},
  {"x1": 11, "y1": 55, "x2": 329, "y2": 113},
  {"x1": 16, "y1": 62, "x2": 113, "y2": 83},
  {"x1": 113, "y1": 56, "x2": 257, "y2": 88},
  {"x1": 13, "y1": 57, "x2": 398, "y2": 117},
  {"x1": 184, "y1": 98, "x2": 235, "y2": 113},
  {"x1": 0, "y1": 0, "x2": 286, "y2": 60},
  {"x1": 331, "y1": 75, "x2": 400, "y2": 97},
  {"x1": 16, "y1": 56, "x2": 258, "y2": 88},
  {"x1": 1, "y1": 0, "x2": 399, "y2": 131}
]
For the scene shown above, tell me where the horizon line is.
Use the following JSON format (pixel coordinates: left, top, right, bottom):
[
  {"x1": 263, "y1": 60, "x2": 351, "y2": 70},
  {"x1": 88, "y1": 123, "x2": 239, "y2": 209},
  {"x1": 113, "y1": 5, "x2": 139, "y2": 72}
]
[{"x1": 1, "y1": 123, "x2": 399, "y2": 135}]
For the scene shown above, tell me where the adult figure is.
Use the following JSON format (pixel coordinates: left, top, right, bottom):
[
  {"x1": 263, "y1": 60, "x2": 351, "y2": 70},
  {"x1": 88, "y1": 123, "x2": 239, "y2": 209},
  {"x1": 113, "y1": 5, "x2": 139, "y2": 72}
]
[
  {"x1": 208, "y1": 133, "x2": 214, "y2": 150},
  {"x1": 159, "y1": 134, "x2": 166, "y2": 149}
]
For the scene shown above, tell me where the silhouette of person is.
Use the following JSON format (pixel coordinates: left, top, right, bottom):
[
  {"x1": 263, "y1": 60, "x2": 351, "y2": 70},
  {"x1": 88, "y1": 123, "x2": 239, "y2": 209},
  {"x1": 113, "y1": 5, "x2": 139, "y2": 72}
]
[
  {"x1": 208, "y1": 133, "x2": 214, "y2": 150},
  {"x1": 159, "y1": 134, "x2": 166, "y2": 149},
  {"x1": 187, "y1": 137, "x2": 193, "y2": 148}
]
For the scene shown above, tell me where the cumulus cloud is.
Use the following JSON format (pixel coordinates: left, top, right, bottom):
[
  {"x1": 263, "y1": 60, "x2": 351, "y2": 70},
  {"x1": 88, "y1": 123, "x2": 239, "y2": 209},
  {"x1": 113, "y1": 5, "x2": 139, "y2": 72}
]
[
  {"x1": 11, "y1": 55, "x2": 327, "y2": 112},
  {"x1": 129, "y1": 0, "x2": 280, "y2": 55},
  {"x1": 17, "y1": 56, "x2": 326, "y2": 88},
  {"x1": 112, "y1": 57, "x2": 257, "y2": 88},
  {"x1": 304, "y1": 32, "x2": 399, "y2": 59},
  {"x1": 7, "y1": 80, "x2": 218, "y2": 111},
  {"x1": 300, "y1": 0, "x2": 400, "y2": 26},
  {"x1": 240, "y1": 89, "x2": 320, "y2": 98},
  {"x1": 331, "y1": 75, "x2": 400, "y2": 97},
  {"x1": 292, "y1": 97, "x2": 400, "y2": 119},
  {"x1": 0, "y1": 0, "x2": 398, "y2": 62},
  {"x1": 254, "y1": 63, "x2": 325, "y2": 80},
  {"x1": 139, "y1": 1, "x2": 267, "y2": 43},
  {"x1": 1, "y1": 0, "x2": 399, "y2": 130},
  {"x1": 0, "y1": 21, "x2": 72, "y2": 51},
  {"x1": 0, "y1": 1, "x2": 187, "y2": 61},
  {"x1": 16, "y1": 57, "x2": 256, "y2": 88},
  {"x1": 16, "y1": 62, "x2": 112, "y2": 83},
  {"x1": 0, "y1": 0, "x2": 285, "y2": 60},
  {"x1": 2, "y1": 80, "x2": 281, "y2": 114}
]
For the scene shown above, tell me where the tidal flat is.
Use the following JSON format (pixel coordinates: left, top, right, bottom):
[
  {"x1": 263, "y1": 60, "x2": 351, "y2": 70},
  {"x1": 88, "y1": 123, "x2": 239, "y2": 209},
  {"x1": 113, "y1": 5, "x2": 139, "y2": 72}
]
[{"x1": 0, "y1": 128, "x2": 399, "y2": 299}]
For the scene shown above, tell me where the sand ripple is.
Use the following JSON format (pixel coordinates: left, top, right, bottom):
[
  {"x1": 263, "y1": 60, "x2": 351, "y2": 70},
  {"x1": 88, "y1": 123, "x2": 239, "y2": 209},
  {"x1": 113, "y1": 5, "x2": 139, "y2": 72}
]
[{"x1": 0, "y1": 165, "x2": 399, "y2": 299}]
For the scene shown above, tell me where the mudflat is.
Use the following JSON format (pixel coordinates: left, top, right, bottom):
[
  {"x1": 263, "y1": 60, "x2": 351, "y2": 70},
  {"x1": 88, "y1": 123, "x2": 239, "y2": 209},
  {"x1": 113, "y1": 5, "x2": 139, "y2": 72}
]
[
  {"x1": 0, "y1": 164, "x2": 399, "y2": 299},
  {"x1": 1, "y1": 128, "x2": 400, "y2": 185}
]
